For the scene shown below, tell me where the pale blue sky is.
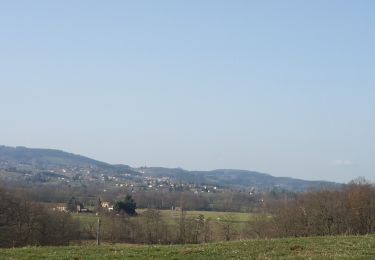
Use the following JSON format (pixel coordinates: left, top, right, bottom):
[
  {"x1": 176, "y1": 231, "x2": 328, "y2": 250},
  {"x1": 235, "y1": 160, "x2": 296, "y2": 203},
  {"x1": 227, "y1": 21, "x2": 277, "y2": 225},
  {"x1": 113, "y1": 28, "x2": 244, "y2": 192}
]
[{"x1": 0, "y1": 1, "x2": 374, "y2": 182}]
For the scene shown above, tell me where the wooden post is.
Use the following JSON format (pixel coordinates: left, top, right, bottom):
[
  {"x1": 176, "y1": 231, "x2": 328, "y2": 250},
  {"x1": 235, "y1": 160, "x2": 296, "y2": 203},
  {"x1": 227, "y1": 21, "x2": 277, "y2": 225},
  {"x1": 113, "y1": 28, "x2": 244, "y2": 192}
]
[{"x1": 96, "y1": 218, "x2": 101, "y2": 246}]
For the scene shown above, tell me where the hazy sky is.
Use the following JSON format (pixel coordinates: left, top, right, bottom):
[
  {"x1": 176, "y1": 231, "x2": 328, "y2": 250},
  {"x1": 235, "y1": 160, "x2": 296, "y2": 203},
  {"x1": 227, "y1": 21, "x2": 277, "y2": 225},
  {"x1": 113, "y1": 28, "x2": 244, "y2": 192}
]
[{"x1": 1, "y1": 1, "x2": 374, "y2": 182}]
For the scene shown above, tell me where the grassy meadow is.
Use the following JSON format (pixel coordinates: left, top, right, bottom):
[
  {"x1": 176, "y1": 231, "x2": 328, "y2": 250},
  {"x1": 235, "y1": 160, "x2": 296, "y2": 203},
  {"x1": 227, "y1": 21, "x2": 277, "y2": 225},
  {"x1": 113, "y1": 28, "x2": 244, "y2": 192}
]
[
  {"x1": 74, "y1": 209, "x2": 258, "y2": 223},
  {"x1": 73, "y1": 209, "x2": 261, "y2": 242},
  {"x1": 137, "y1": 209, "x2": 258, "y2": 222},
  {"x1": 1, "y1": 235, "x2": 374, "y2": 259}
]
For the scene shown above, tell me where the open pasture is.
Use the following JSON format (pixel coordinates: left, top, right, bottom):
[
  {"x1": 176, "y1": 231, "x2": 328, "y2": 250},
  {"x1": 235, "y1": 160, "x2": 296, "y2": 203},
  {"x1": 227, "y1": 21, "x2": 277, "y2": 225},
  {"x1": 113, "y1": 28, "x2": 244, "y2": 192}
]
[{"x1": 1, "y1": 235, "x2": 374, "y2": 259}]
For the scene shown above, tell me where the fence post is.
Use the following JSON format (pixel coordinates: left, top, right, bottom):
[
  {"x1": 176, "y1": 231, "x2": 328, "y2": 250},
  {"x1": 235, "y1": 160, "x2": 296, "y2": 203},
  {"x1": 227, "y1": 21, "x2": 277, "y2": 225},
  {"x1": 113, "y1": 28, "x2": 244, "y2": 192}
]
[{"x1": 97, "y1": 217, "x2": 101, "y2": 246}]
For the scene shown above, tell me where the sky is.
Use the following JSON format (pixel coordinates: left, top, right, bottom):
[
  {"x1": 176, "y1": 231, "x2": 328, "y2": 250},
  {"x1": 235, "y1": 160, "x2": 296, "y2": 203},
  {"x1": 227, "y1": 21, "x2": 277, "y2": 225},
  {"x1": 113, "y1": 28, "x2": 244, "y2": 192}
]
[{"x1": 0, "y1": 1, "x2": 374, "y2": 183}]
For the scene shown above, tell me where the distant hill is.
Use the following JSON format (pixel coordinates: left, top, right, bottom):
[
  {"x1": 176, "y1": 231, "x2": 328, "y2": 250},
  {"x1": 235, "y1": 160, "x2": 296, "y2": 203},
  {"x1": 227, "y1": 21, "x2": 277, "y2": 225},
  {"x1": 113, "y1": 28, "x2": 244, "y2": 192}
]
[
  {"x1": 0, "y1": 145, "x2": 341, "y2": 191},
  {"x1": 0, "y1": 145, "x2": 136, "y2": 178},
  {"x1": 0, "y1": 145, "x2": 110, "y2": 168},
  {"x1": 139, "y1": 167, "x2": 341, "y2": 192}
]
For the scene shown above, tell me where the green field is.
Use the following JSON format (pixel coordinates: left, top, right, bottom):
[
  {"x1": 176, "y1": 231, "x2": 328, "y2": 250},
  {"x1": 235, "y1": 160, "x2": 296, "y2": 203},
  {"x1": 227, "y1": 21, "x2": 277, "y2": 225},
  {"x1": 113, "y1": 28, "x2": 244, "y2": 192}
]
[
  {"x1": 1, "y1": 235, "x2": 374, "y2": 259},
  {"x1": 73, "y1": 210, "x2": 260, "y2": 242},
  {"x1": 73, "y1": 210, "x2": 259, "y2": 230},
  {"x1": 74, "y1": 209, "x2": 257, "y2": 224},
  {"x1": 137, "y1": 209, "x2": 258, "y2": 223}
]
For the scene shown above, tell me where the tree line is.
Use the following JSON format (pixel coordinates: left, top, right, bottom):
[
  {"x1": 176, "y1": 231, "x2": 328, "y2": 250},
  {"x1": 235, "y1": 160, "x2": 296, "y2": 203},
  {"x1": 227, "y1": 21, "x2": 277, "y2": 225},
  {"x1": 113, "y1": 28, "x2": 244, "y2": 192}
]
[
  {"x1": 4, "y1": 182, "x2": 265, "y2": 213},
  {"x1": 0, "y1": 187, "x2": 80, "y2": 247},
  {"x1": 1, "y1": 178, "x2": 374, "y2": 248},
  {"x1": 0, "y1": 185, "x2": 244, "y2": 247},
  {"x1": 249, "y1": 178, "x2": 375, "y2": 238}
]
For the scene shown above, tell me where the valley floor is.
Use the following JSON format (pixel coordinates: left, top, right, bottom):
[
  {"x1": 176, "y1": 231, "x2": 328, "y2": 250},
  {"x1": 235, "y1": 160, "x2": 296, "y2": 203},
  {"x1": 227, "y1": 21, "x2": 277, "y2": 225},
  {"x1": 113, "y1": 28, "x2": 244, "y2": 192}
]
[{"x1": 1, "y1": 235, "x2": 375, "y2": 259}]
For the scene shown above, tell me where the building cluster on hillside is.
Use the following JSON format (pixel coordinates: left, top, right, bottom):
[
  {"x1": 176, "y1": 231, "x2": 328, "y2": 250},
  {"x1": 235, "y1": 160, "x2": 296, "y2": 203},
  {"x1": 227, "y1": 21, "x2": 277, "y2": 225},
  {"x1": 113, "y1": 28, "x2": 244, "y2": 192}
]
[{"x1": 1, "y1": 161, "x2": 261, "y2": 196}]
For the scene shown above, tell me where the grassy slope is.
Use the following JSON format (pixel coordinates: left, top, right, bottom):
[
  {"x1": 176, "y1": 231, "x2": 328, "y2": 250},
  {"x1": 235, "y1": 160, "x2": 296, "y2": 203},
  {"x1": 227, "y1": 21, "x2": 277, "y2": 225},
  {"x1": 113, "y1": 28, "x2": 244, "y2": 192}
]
[{"x1": 1, "y1": 235, "x2": 375, "y2": 259}]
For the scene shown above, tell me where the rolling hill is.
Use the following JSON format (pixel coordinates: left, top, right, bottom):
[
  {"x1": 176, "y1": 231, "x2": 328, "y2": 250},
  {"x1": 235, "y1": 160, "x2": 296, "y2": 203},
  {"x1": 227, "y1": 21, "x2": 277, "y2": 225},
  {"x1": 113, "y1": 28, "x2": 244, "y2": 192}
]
[
  {"x1": 0, "y1": 145, "x2": 341, "y2": 191},
  {"x1": 139, "y1": 167, "x2": 340, "y2": 191}
]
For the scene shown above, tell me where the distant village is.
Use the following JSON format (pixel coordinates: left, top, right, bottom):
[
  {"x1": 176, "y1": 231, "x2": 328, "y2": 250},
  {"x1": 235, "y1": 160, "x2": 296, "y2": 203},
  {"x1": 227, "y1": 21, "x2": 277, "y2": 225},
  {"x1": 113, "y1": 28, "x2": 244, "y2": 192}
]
[{"x1": 2, "y1": 162, "x2": 248, "y2": 194}]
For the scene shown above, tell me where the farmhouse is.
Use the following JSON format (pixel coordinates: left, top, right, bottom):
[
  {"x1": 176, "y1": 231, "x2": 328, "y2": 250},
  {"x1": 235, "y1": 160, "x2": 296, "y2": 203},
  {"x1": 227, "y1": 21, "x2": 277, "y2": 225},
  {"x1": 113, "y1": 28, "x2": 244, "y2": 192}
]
[
  {"x1": 101, "y1": 201, "x2": 114, "y2": 211},
  {"x1": 53, "y1": 203, "x2": 67, "y2": 212}
]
